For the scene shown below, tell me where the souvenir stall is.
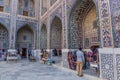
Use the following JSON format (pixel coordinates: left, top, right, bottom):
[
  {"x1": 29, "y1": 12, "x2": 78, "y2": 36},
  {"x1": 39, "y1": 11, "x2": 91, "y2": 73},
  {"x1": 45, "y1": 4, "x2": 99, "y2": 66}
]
[
  {"x1": 7, "y1": 49, "x2": 18, "y2": 62},
  {"x1": 28, "y1": 50, "x2": 37, "y2": 62}
]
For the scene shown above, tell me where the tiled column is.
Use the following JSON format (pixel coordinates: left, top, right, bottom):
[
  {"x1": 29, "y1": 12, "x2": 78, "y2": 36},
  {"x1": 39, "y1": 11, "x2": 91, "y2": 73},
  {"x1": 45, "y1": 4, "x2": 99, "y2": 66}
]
[
  {"x1": 35, "y1": 0, "x2": 40, "y2": 49},
  {"x1": 98, "y1": 0, "x2": 114, "y2": 80},
  {"x1": 110, "y1": 0, "x2": 120, "y2": 80},
  {"x1": 98, "y1": 0, "x2": 114, "y2": 48},
  {"x1": 38, "y1": 0, "x2": 42, "y2": 49},
  {"x1": 61, "y1": 0, "x2": 69, "y2": 68},
  {"x1": 9, "y1": 0, "x2": 18, "y2": 49},
  {"x1": 47, "y1": 16, "x2": 51, "y2": 51}
]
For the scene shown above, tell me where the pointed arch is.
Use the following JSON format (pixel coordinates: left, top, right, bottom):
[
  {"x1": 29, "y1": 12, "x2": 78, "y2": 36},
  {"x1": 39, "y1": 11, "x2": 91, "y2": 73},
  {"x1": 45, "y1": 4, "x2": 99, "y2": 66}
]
[
  {"x1": 50, "y1": 16, "x2": 62, "y2": 49},
  {"x1": 16, "y1": 24, "x2": 34, "y2": 50},
  {"x1": 68, "y1": 0, "x2": 99, "y2": 49},
  {"x1": 0, "y1": 23, "x2": 9, "y2": 49}
]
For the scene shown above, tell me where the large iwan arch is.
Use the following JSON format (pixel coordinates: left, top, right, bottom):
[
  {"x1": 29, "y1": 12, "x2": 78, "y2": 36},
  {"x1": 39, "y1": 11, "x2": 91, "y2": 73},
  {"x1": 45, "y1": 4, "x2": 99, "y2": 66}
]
[{"x1": 68, "y1": 0, "x2": 99, "y2": 49}]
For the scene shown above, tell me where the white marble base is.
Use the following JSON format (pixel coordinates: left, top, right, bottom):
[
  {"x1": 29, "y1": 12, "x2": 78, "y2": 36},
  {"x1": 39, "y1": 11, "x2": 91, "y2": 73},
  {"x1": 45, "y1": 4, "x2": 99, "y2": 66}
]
[{"x1": 98, "y1": 48, "x2": 120, "y2": 80}]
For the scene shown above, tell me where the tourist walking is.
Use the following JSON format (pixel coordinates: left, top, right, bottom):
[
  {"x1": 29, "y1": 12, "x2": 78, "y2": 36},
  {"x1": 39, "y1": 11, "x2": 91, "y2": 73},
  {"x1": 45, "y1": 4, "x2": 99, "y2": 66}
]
[{"x1": 76, "y1": 47, "x2": 85, "y2": 77}]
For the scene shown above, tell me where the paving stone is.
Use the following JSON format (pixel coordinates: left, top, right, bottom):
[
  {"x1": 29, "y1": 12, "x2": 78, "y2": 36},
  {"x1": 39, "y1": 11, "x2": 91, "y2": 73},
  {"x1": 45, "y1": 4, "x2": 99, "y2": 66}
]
[{"x1": 0, "y1": 60, "x2": 87, "y2": 80}]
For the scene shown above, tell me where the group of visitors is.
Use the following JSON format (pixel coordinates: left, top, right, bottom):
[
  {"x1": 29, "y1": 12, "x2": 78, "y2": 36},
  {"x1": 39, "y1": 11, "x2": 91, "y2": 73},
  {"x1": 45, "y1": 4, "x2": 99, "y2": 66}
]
[
  {"x1": 68, "y1": 46, "x2": 98, "y2": 77},
  {"x1": 67, "y1": 50, "x2": 77, "y2": 70},
  {"x1": 52, "y1": 49, "x2": 62, "y2": 56}
]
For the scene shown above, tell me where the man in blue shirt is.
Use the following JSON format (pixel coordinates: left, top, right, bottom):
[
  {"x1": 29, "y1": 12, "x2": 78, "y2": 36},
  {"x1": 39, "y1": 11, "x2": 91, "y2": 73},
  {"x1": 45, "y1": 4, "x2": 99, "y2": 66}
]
[{"x1": 76, "y1": 47, "x2": 85, "y2": 77}]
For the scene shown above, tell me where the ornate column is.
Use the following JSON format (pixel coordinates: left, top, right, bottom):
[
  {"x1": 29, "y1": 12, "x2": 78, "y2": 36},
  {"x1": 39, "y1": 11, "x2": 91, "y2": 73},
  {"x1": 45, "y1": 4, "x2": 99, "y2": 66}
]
[
  {"x1": 38, "y1": 0, "x2": 42, "y2": 49},
  {"x1": 109, "y1": 0, "x2": 120, "y2": 80},
  {"x1": 98, "y1": 0, "x2": 114, "y2": 48},
  {"x1": 98, "y1": 0, "x2": 114, "y2": 80},
  {"x1": 35, "y1": 0, "x2": 40, "y2": 49},
  {"x1": 47, "y1": 16, "x2": 51, "y2": 50},
  {"x1": 62, "y1": 0, "x2": 68, "y2": 49},
  {"x1": 61, "y1": 0, "x2": 69, "y2": 68},
  {"x1": 9, "y1": 0, "x2": 18, "y2": 49}
]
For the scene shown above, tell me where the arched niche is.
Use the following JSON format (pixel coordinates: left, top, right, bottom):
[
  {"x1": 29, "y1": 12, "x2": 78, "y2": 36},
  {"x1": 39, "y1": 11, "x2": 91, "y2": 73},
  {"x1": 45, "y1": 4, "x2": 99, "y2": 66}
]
[
  {"x1": 50, "y1": 16, "x2": 62, "y2": 49},
  {"x1": 16, "y1": 25, "x2": 34, "y2": 58},
  {"x1": 0, "y1": 23, "x2": 9, "y2": 49},
  {"x1": 68, "y1": 0, "x2": 99, "y2": 49},
  {"x1": 40, "y1": 24, "x2": 47, "y2": 49},
  {"x1": 16, "y1": 25, "x2": 34, "y2": 49}
]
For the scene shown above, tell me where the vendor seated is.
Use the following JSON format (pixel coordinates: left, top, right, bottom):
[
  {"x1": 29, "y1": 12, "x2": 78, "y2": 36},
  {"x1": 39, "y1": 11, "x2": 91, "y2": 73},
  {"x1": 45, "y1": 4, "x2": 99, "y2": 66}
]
[
  {"x1": 29, "y1": 54, "x2": 36, "y2": 62},
  {"x1": 42, "y1": 51, "x2": 50, "y2": 64}
]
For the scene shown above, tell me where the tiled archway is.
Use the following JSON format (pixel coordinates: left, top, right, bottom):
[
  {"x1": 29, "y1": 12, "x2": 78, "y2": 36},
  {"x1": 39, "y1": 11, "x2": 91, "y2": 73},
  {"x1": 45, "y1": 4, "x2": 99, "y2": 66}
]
[
  {"x1": 16, "y1": 25, "x2": 34, "y2": 49},
  {"x1": 0, "y1": 23, "x2": 8, "y2": 49},
  {"x1": 68, "y1": 0, "x2": 99, "y2": 49}
]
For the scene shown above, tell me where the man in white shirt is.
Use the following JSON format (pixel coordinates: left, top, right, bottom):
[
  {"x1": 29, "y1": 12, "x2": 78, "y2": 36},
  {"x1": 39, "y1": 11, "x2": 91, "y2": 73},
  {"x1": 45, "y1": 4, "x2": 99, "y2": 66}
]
[{"x1": 76, "y1": 47, "x2": 85, "y2": 77}]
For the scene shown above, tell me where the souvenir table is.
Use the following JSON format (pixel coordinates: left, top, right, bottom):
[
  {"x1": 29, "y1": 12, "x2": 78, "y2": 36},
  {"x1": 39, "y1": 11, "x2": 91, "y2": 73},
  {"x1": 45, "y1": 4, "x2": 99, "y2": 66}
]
[
  {"x1": 7, "y1": 49, "x2": 18, "y2": 62},
  {"x1": 90, "y1": 62, "x2": 98, "y2": 68}
]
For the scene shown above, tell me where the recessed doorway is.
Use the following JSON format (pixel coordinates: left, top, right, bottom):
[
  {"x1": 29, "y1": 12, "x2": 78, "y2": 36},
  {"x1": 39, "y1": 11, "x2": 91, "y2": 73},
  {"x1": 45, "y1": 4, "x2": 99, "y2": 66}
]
[{"x1": 22, "y1": 48, "x2": 27, "y2": 58}]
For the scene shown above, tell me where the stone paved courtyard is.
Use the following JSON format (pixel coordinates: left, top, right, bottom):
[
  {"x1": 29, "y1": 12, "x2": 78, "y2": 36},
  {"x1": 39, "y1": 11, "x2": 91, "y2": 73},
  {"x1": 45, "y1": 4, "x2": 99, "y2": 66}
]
[{"x1": 0, "y1": 60, "x2": 87, "y2": 80}]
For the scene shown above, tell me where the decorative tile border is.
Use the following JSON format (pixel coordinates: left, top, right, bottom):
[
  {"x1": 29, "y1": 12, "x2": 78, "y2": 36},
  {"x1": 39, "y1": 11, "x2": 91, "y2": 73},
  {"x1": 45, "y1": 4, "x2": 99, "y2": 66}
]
[
  {"x1": 98, "y1": 0, "x2": 114, "y2": 47},
  {"x1": 16, "y1": 15, "x2": 38, "y2": 23}
]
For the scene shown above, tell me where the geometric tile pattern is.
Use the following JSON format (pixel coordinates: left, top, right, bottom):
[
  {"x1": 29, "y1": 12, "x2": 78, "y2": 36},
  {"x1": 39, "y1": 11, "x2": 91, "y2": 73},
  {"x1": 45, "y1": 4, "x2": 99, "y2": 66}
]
[
  {"x1": 0, "y1": 0, "x2": 10, "y2": 13},
  {"x1": 116, "y1": 54, "x2": 120, "y2": 80},
  {"x1": 101, "y1": 54, "x2": 114, "y2": 80},
  {"x1": 18, "y1": 0, "x2": 35, "y2": 17}
]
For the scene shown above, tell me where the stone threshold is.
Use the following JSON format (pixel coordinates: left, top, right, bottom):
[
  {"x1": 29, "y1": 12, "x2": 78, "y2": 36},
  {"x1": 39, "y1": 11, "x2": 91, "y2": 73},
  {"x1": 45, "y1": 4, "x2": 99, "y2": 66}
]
[{"x1": 52, "y1": 64, "x2": 106, "y2": 80}]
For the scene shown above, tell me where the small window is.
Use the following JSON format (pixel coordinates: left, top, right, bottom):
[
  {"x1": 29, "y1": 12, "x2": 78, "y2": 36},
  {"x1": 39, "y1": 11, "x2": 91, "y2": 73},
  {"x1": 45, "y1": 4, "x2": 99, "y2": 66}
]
[
  {"x1": 23, "y1": 35, "x2": 27, "y2": 40},
  {"x1": 0, "y1": 6, "x2": 4, "y2": 12},
  {"x1": 23, "y1": 11, "x2": 28, "y2": 16}
]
